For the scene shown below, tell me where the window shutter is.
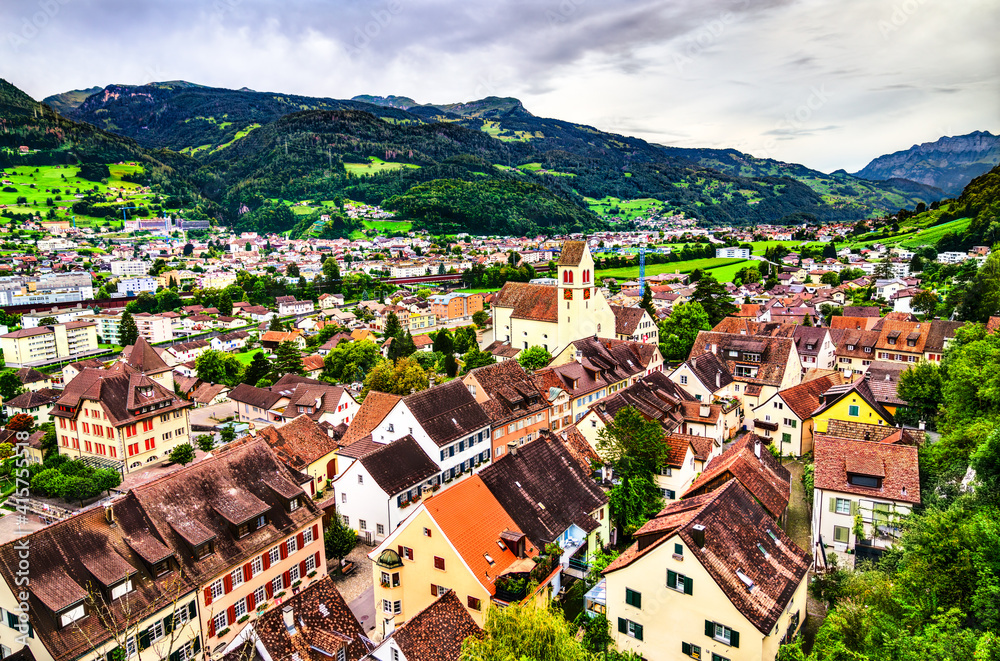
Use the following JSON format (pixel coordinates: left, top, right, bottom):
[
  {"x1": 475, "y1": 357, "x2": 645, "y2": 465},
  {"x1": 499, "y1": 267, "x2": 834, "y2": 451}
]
[
  {"x1": 633, "y1": 591, "x2": 641, "y2": 609},
  {"x1": 300, "y1": 559, "x2": 307, "y2": 576},
  {"x1": 262, "y1": 551, "x2": 271, "y2": 570},
  {"x1": 431, "y1": 584, "x2": 437, "y2": 597},
  {"x1": 204, "y1": 586, "x2": 213, "y2": 606},
  {"x1": 297, "y1": 532, "x2": 305, "y2": 549},
  {"x1": 731, "y1": 630, "x2": 740, "y2": 648},
  {"x1": 705, "y1": 620, "x2": 714, "y2": 637},
  {"x1": 828, "y1": 497, "x2": 836, "y2": 512},
  {"x1": 618, "y1": 617, "x2": 627, "y2": 634},
  {"x1": 223, "y1": 574, "x2": 233, "y2": 593},
  {"x1": 850, "y1": 501, "x2": 859, "y2": 515},
  {"x1": 247, "y1": 591, "x2": 256, "y2": 612},
  {"x1": 138, "y1": 628, "x2": 151, "y2": 651},
  {"x1": 283, "y1": 571, "x2": 291, "y2": 588},
  {"x1": 244, "y1": 563, "x2": 252, "y2": 582},
  {"x1": 169, "y1": 650, "x2": 180, "y2": 661},
  {"x1": 189, "y1": 601, "x2": 197, "y2": 622},
  {"x1": 667, "y1": 569, "x2": 676, "y2": 588},
  {"x1": 280, "y1": 543, "x2": 288, "y2": 560},
  {"x1": 634, "y1": 623, "x2": 643, "y2": 641},
  {"x1": 397, "y1": 545, "x2": 404, "y2": 558},
  {"x1": 163, "y1": 613, "x2": 174, "y2": 634},
  {"x1": 227, "y1": 605, "x2": 236, "y2": 623},
  {"x1": 193, "y1": 636, "x2": 201, "y2": 654},
  {"x1": 208, "y1": 616, "x2": 216, "y2": 638},
  {"x1": 683, "y1": 576, "x2": 693, "y2": 595},
  {"x1": 312, "y1": 523, "x2": 319, "y2": 542},
  {"x1": 682, "y1": 642, "x2": 691, "y2": 656},
  {"x1": 315, "y1": 551, "x2": 321, "y2": 568}
]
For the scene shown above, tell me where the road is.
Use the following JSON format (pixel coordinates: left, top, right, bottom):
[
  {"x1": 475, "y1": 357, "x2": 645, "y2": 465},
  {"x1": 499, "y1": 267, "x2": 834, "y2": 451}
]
[{"x1": 349, "y1": 585, "x2": 376, "y2": 634}]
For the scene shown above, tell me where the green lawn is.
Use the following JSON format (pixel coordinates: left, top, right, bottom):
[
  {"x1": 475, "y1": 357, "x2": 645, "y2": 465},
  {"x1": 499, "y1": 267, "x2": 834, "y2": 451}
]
[
  {"x1": 233, "y1": 349, "x2": 263, "y2": 365},
  {"x1": 706, "y1": 259, "x2": 759, "y2": 282},
  {"x1": 583, "y1": 196, "x2": 662, "y2": 219},
  {"x1": 343, "y1": 157, "x2": 420, "y2": 176},
  {"x1": 481, "y1": 121, "x2": 535, "y2": 142},
  {"x1": 362, "y1": 220, "x2": 413, "y2": 233},
  {"x1": 596, "y1": 257, "x2": 749, "y2": 282}
]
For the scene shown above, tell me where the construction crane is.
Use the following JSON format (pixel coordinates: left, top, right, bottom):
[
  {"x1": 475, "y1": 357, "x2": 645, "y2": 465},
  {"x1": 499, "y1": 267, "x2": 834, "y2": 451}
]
[
  {"x1": 120, "y1": 206, "x2": 137, "y2": 225},
  {"x1": 639, "y1": 245, "x2": 647, "y2": 292}
]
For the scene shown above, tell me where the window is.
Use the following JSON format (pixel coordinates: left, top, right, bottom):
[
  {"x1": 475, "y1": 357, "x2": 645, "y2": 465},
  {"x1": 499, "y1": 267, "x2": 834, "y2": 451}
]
[
  {"x1": 712, "y1": 654, "x2": 730, "y2": 661},
  {"x1": 289, "y1": 564, "x2": 300, "y2": 583},
  {"x1": 210, "y1": 578, "x2": 225, "y2": 600},
  {"x1": 682, "y1": 642, "x2": 702, "y2": 659},
  {"x1": 148, "y1": 619, "x2": 165, "y2": 642},
  {"x1": 153, "y1": 559, "x2": 171, "y2": 577},
  {"x1": 272, "y1": 575, "x2": 284, "y2": 594},
  {"x1": 434, "y1": 556, "x2": 446, "y2": 570},
  {"x1": 625, "y1": 588, "x2": 642, "y2": 609},
  {"x1": 234, "y1": 597, "x2": 248, "y2": 619},
  {"x1": 667, "y1": 569, "x2": 692, "y2": 594},
  {"x1": 423, "y1": 527, "x2": 432, "y2": 537},
  {"x1": 60, "y1": 603, "x2": 85, "y2": 627},
  {"x1": 680, "y1": 375, "x2": 688, "y2": 385},
  {"x1": 833, "y1": 525, "x2": 850, "y2": 543},
  {"x1": 358, "y1": 474, "x2": 364, "y2": 484},
  {"x1": 835, "y1": 498, "x2": 851, "y2": 514},
  {"x1": 783, "y1": 418, "x2": 797, "y2": 428},
  {"x1": 231, "y1": 567, "x2": 244, "y2": 589},
  {"x1": 251, "y1": 556, "x2": 263, "y2": 577},
  {"x1": 383, "y1": 599, "x2": 394, "y2": 614},
  {"x1": 213, "y1": 611, "x2": 227, "y2": 635},
  {"x1": 674, "y1": 543, "x2": 683, "y2": 557},
  {"x1": 468, "y1": 596, "x2": 482, "y2": 610},
  {"x1": 286, "y1": 537, "x2": 298, "y2": 555},
  {"x1": 848, "y1": 405, "x2": 860, "y2": 417},
  {"x1": 269, "y1": 547, "x2": 281, "y2": 566},
  {"x1": 848, "y1": 474, "x2": 882, "y2": 488},
  {"x1": 377, "y1": 523, "x2": 385, "y2": 535},
  {"x1": 708, "y1": 621, "x2": 739, "y2": 646},
  {"x1": 111, "y1": 579, "x2": 133, "y2": 600},
  {"x1": 618, "y1": 618, "x2": 643, "y2": 640},
  {"x1": 254, "y1": 585, "x2": 266, "y2": 606},
  {"x1": 289, "y1": 497, "x2": 300, "y2": 511},
  {"x1": 359, "y1": 520, "x2": 367, "y2": 531},
  {"x1": 781, "y1": 432, "x2": 791, "y2": 444}
]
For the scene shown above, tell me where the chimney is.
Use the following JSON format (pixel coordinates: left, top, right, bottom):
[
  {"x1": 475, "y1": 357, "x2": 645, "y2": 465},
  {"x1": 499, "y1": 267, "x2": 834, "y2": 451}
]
[
  {"x1": 754, "y1": 440, "x2": 761, "y2": 458},
  {"x1": 104, "y1": 504, "x2": 115, "y2": 526},
  {"x1": 700, "y1": 404, "x2": 710, "y2": 418},
  {"x1": 691, "y1": 524, "x2": 706, "y2": 548},
  {"x1": 282, "y1": 606, "x2": 296, "y2": 635},
  {"x1": 716, "y1": 371, "x2": 720, "y2": 388}
]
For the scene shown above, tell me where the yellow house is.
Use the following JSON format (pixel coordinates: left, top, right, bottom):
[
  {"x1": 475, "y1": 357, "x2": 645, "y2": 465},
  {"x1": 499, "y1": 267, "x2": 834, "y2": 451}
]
[
  {"x1": 811, "y1": 379, "x2": 895, "y2": 434},
  {"x1": 255, "y1": 414, "x2": 341, "y2": 497},
  {"x1": 604, "y1": 480, "x2": 809, "y2": 661},
  {"x1": 367, "y1": 475, "x2": 539, "y2": 635}
]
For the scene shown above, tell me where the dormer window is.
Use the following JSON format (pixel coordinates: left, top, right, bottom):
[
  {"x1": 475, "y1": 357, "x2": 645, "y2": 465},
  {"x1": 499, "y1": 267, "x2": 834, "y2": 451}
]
[
  {"x1": 847, "y1": 345, "x2": 855, "y2": 350},
  {"x1": 289, "y1": 497, "x2": 300, "y2": 512},
  {"x1": 152, "y1": 559, "x2": 172, "y2": 577},
  {"x1": 60, "y1": 603, "x2": 85, "y2": 628},
  {"x1": 848, "y1": 473, "x2": 882, "y2": 488},
  {"x1": 110, "y1": 578, "x2": 134, "y2": 600},
  {"x1": 194, "y1": 542, "x2": 214, "y2": 559}
]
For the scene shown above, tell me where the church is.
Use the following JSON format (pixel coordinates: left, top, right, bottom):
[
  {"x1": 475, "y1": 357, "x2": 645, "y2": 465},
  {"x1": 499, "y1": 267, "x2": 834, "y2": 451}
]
[{"x1": 492, "y1": 240, "x2": 618, "y2": 356}]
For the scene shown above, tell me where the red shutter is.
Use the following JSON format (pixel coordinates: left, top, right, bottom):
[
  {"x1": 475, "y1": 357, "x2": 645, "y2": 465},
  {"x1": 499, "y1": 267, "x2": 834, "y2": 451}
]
[
  {"x1": 262, "y1": 551, "x2": 271, "y2": 571},
  {"x1": 283, "y1": 571, "x2": 291, "y2": 587},
  {"x1": 246, "y1": 592, "x2": 256, "y2": 611},
  {"x1": 227, "y1": 605, "x2": 236, "y2": 623},
  {"x1": 397, "y1": 545, "x2": 403, "y2": 557},
  {"x1": 315, "y1": 551, "x2": 321, "y2": 568},
  {"x1": 265, "y1": 580, "x2": 274, "y2": 598},
  {"x1": 243, "y1": 563, "x2": 252, "y2": 582},
  {"x1": 280, "y1": 543, "x2": 288, "y2": 560},
  {"x1": 204, "y1": 587, "x2": 213, "y2": 606},
  {"x1": 296, "y1": 532, "x2": 305, "y2": 549},
  {"x1": 312, "y1": 523, "x2": 319, "y2": 542},
  {"x1": 223, "y1": 574, "x2": 233, "y2": 593},
  {"x1": 299, "y1": 560, "x2": 307, "y2": 576},
  {"x1": 208, "y1": 617, "x2": 216, "y2": 638}
]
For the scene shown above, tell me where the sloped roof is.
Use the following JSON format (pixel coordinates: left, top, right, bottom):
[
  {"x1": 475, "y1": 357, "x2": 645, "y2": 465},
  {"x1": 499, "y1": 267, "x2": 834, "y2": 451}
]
[
  {"x1": 558, "y1": 240, "x2": 587, "y2": 266},
  {"x1": 688, "y1": 332, "x2": 795, "y2": 387},
  {"x1": 342, "y1": 391, "x2": 402, "y2": 445},
  {"x1": 610, "y1": 305, "x2": 646, "y2": 335},
  {"x1": 5, "y1": 387, "x2": 60, "y2": 410},
  {"x1": 604, "y1": 480, "x2": 809, "y2": 635},
  {"x1": 404, "y1": 380, "x2": 490, "y2": 447},
  {"x1": 358, "y1": 435, "x2": 439, "y2": 496},
  {"x1": 492, "y1": 282, "x2": 558, "y2": 322},
  {"x1": 478, "y1": 439, "x2": 608, "y2": 547},
  {"x1": 684, "y1": 351, "x2": 734, "y2": 392},
  {"x1": 684, "y1": 434, "x2": 791, "y2": 519},
  {"x1": 120, "y1": 337, "x2": 171, "y2": 375},
  {"x1": 776, "y1": 372, "x2": 844, "y2": 420},
  {"x1": 229, "y1": 383, "x2": 285, "y2": 411},
  {"x1": 256, "y1": 414, "x2": 340, "y2": 471},
  {"x1": 468, "y1": 360, "x2": 549, "y2": 427},
  {"x1": 814, "y1": 436, "x2": 920, "y2": 504},
  {"x1": 387, "y1": 590, "x2": 481, "y2": 661},
  {"x1": 812, "y1": 378, "x2": 896, "y2": 424},
  {"x1": 53, "y1": 365, "x2": 190, "y2": 427}
]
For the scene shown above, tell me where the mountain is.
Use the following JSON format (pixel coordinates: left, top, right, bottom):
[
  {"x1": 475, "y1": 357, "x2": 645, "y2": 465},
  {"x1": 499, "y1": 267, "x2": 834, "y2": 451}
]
[
  {"x1": 853, "y1": 131, "x2": 1000, "y2": 196},
  {"x1": 41, "y1": 86, "x2": 102, "y2": 114},
  {"x1": 350, "y1": 94, "x2": 420, "y2": 109}
]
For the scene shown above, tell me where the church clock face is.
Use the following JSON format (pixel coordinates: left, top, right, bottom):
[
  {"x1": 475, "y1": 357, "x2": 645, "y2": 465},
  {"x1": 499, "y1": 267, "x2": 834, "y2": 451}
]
[
  {"x1": 583, "y1": 288, "x2": 591, "y2": 299},
  {"x1": 563, "y1": 289, "x2": 573, "y2": 300}
]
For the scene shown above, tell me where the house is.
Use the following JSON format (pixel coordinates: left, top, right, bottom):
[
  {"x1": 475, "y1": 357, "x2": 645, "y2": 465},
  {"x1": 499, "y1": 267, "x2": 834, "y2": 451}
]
[
  {"x1": 318, "y1": 293, "x2": 345, "y2": 310},
  {"x1": 52, "y1": 361, "x2": 193, "y2": 473},
  {"x1": 657, "y1": 433, "x2": 720, "y2": 500},
  {"x1": 428, "y1": 292, "x2": 483, "y2": 323},
  {"x1": 831, "y1": 328, "x2": 880, "y2": 378},
  {"x1": 811, "y1": 436, "x2": 920, "y2": 560},
  {"x1": 368, "y1": 475, "x2": 538, "y2": 634},
  {"x1": 365, "y1": 590, "x2": 481, "y2": 661},
  {"x1": 668, "y1": 351, "x2": 734, "y2": 403},
  {"x1": 231, "y1": 378, "x2": 358, "y2": 428},
  {"x1": 211, "y1": 330, "x2": 251, "y2": 353},
  {"x1": 191, "y1": 382, "x2": 230, "y2": 408},
  {"x1": 119, "y1": 338, "x2": 175, "y2": 390},
  {"x1": 0, "y1": 321, "x2": 99, "y2": 368},
  {"x1": 166, "y1": 339, "x2": 211, "y2": 364},
  {"x1": 811, "y1": 379, "x2": 895, "y2": 434},
  {"x1": 244, "y1": 306, "x2": 276, "y2": 323},
  {"x1": 61, "y1": 358, "x2": 104, "y2": 387},
  {"x1": 751, "y1": 372, "x2": 844, "y2": 456},
  {"x1": 478, "y1": 439, "x2": 610, "y2": 574},
  {"x1": 261, "y1": 330, "x2": 306, "y2": 350},
  {"x1": 302, "y1": 354, "x2": 325, "y2": 378},
  {"x1": 255, "y1": 414, "x2": 345, "y2": 498},
  {"x1": 220, "y1": 576, "x2": 369, "y2": 661},
  {"x1": 483, "y1": 340, "x2": 521, "y2": 362},
  {"x1": 793, "y1": 326, "x2": 836, "y2": 374},
  {"x1": 331, "y1": 434, "x2": 440, "y2": 545},
  {"x1": 276, "y1": 296, "x2": 315, "y2": 316},
  {"x1": 4, "y1": 388, "x2": 61, "y2": 425},
  {"x1": 603, "y1": 480, "x2": 809, "y2": 661},
  {"x1": 610, "y1": 305, "x2": 659, "y2": 344},
  {"x1": 462, "y1": 360, "x2": 550, "y2": 460}
]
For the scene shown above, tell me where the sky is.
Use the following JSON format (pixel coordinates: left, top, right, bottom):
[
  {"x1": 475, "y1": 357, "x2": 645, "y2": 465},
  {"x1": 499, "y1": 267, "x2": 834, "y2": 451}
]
[{"x1": 2, "y1": 0, "x2": 998, "y2": 172}]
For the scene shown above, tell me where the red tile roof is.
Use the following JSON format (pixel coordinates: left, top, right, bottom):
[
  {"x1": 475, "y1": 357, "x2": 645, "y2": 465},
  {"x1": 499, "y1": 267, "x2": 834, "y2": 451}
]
[{"x1": 814, "y1": 436, "x2": 920, "y2": 503}]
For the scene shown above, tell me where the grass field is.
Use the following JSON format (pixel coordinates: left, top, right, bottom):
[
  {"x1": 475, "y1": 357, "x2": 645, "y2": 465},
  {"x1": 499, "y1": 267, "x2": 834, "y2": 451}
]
[
  {"x1": 362, "y1": 220, "x2": 412, "y2": 232},
  {"x1": 233, "y1": 349, "x2": 263, "y2": 365},
  {"x1": 481, "y1": 121, "x2": 535, "y2": 142},
  {"x1": 343, "y1": 157, "x2": 420, "y2": 176},
  {"x1": 0, "y1": 163, "x2": 149, "y2": 228},
  {"x1": 596, "y1": 257, "x2": 749, "y2": 281},
  {"x1": 515, "y1": 162, "x2": 576, "y2": 177},
  {"x1": 584, "y1": 196, "x2": 661, "y2": 219}
]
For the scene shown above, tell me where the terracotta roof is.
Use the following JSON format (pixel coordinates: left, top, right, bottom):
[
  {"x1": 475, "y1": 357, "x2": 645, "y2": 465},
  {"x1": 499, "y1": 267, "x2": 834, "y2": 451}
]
[
  {"x1": 15, "y1": 367, "x2": 49, "y2": 385},
  {"x1": 681, "y1": 400, "x2": 722, "y2": 424},
  {"x1": 558, "y1": 240, "x2": 587, "y2": 266},
  {"x1": 225, "y1": 575, "x2": 369, "y2": 661},
  {"x1": 479, "y1": 439, "x2": 607, "y2": 546},
  {"x1": 822, "y1": 419, "x2": 924, "y2": 445},
  {"x1": 256, "y1": 414, "x2": 340, "y2": 471},
  {"x1": 610, "y1": 305, "x2": 646, "y2": 335},
  {"x1": 342, "y1": 391, "x2": 401, "y2": 445},
  {"x1": 683, "y1": 351, "x2": 734, "y2": 392},
  {"x1": 423, "y1": 475, "x2": 538, "y2": 594},
  {"x1": 832, "y1": 328, "x2": 881, "y2": 358},
  {"x1": 5, "y1": 387, "x2": 60, "y2": 410},
  {"x1": 492, "y1": 282, "x2": 558, "y2": 322},
  {"x1": 229, "y1": 382, "x2": 285, "y2": 411},
  {"x1": 591, "y1": 371, "x2": 690, "y2": 433},
  {"x1": 404, "y1": 380, "x2": 490, "y2": 448},
  {"x1": 358, "y1": 435, "x2": 439, "y2": 496},
  {"x1": 2, "y1": 326, "x2": 52, "y2": 339},
  {"x1": 814, "y1": 436, "x2": 920, "y2": 504},
  {"x1": 386, "y1": 590, "x2": 481, "y2": 661},
  {"x1": 923, "y1": 320, "x2": 962, "y2": 353},
  {"x1": 775, "y1": 372, "x2": 844, "y2": 420},
  {"x1": 843, "y1": 306, "x2": 881, "y2": 317},
  {"x1": 540, "y1": 426, "x2": 601, "y2": 472},
  {"x1": 604, "y1": 480, "x2": 809, "y2": 635},
  {"x1": 688, "y1": 332, "x2": 796, "y2": 387},
  {"x1": 684, "y1": 434, "x2": 791, "y2": 519},
  {"x1": 191, "y1": 382, "x2": 228, "y2": 404},
  {"x1": 863, "y1": 362, "x2": 907, "y2": 406},
  {"x1": 120, "y1": 337, "x2": 171, "y2": 375},
  {"x1": 53, "y1": 364, "x2": 191, "y2": 427},
  {"x1": 467, "y1": 361, "x2": 548, "y2": 427},
  {"x1": 484, "y1": 340, "x2": 521, "y2": 359}
]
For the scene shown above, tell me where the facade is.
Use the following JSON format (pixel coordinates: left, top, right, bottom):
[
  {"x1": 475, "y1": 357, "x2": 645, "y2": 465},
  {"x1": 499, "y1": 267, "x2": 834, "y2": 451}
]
[
  {"x1": 255, "y1": 414, "x2": 344, "y2": 497},
  {"x1": 752, "y1": 372, "x2": 843, "y2": 456},
  {"x1": 79, "y1": 312, "x2": 123, "y2": 346},
  {"x1": 132, "y1": 313, "x2": 174, "y2": 343},
  {"x1": 118, "y1": 277, "x2": 158, "y2": 296},
  {"x1": 716, "y1": 247, "x2": 751, "y2": 259},
  {"x1": 610, "y1": 305, "x2": 659, "y2": 344},
  {"x1": 604, "y1": 481, "x2": 809, "y2": 661},
  {"x1": 492, "y1": 241, "x2": 616, "y2": 355},
  {"x1": 4, "y1": 388, "x2": 60, "y2": 425},
  {"x1": 811, "y1": 380, "x2": 895, "y2": 434},
  {"x1": 0, "y1": 321, "x2": 99, "y2": 368},
  {"x1": 462, "y1": 360, "x2": 550, "y2": 459},
  {"x1": 428, "y1": 292, "x2": 483, "y2": 323}
]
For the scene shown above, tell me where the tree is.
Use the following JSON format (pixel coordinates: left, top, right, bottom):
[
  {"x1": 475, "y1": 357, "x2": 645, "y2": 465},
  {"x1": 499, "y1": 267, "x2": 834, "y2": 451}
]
[
  {"x1": 472, "y1": 310, "x2": 490, "y2": 328},
  {"x1": 119, "y1": 311, "x2": 139, "y2": 347},
  {"x1": 432, "y1": 328, "x2": 454, "y2": 355},
  {"x1": 639, "y1": 283, "x2": 656, "y2": 320},
  {"x1": 219, "y1": 426, "x2": 236, "y2": 444},
  {"x1": 690, "y1": 275, "x2": 737, "y2": 326},
  {"x1": 323, "y1": 340, "x2": 383, "y2": 384},
  {"x1": 273, "y1": 341, "x2": 305, "y2": 376},
  {"x1": 323, "y1": 257, "x2": 341, "y2": 293},
  {"x1": 958, "y1": 252, "x2": 1000, "y2": 322},
  {"x1": 912, "y1": 289, "x2": 939, "y2": 319},
  {"x1": 324, "y1": 513, "x2": 358, "y2": 568},
  {"x1": 0, "y1": 370, "x2": 25, "y2": 402},
  {"x1": 155, "y1": 288, "x2": 181, "y2": 313},
  {"x1": 37, "y1": 316, "x2": 57, "y2": 326},
  {"x1": 286, "y1": 262, "x2": 300, "y2": 278},
  {"x1": 195, "y1": 434, "x2": 216, "y2": 452},
  {"x1": 363, "y1": 356, "x2": 429, "y2": 397},
  {"x1": 820, "y1": 271, "x2": 841, "y2": 286},
  {"x1": 598, "y1": 407, "x2": 667, "y2": 536},
  {"x1": 268, "y1": 315, "x2": 285, "y2": 332},
  {"x1": 873, "y1": 258, "x2": 894, "y2": 280},
  {"x1": 93, "y1": 467, "x2": 121, "y2": 495},
  {"x1": 182, "y1": 242, "x2": 194, "y2": 256},
  {"x1": 217, "y1": 290, "x2": 234, "y2": 316},
  {"x1": 657, "y1": 301, "x2": 711, "y2": 361},
  {"x1": 444, "y1": 353, "x2": 459, "y2": 377},
  {"x1": 168, "y1": 443, "x2": 195, "y2": 466},
  {"x1": 241, "y1": 351, "x2": 272, "y2": 386},
  {"x1": 383, "y1": 312, "x2": 401, "y2": 339},
  {"x1": 518, "y1": 345, "x2": 553, "y2": 371},
  {"x1": 5, "y1": 413, "x2": 34, "y2": 432},
  {"x1": 195, "y1": 350, "x2": 242, "y2": 386},
  {"x1": 459, "y1": 603, "x2": 592, "y2": 661},
  {"x1": 461, "y1": 346, "x2": 496, "y2": 374}
]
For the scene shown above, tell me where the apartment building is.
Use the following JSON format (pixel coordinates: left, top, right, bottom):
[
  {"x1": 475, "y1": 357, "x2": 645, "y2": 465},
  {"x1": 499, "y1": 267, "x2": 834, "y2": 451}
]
[
  {"x1": 132, "y1": 313, "x2": 174, "y2": 343},
  {"x1": 80, "y1": 312, "x2": 123, "y2": 346},
  {"x1": 0, "y1": 321, "x2": 99, "y2": 368},
  {"x1": 110, "y1": 259, "x2": 152, "y2": 276},
  {"x1": 429, "y1": 292, "x2": 483, "y2": 322},
  {"x1": 118, "y1": 277, "x2": 159, "y2": 295}
]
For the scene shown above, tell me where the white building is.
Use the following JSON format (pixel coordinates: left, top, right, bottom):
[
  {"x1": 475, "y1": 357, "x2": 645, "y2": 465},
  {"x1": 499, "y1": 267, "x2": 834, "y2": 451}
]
[
  {"x1": 117, "y1": 276, "x2": 158, "y2": 295},
  {"x1": 716, "y1": 247, "x2": 751, "y2": 259},
  {"x1": 110, "y1": 260, "x2": 151, "y2": 277}
]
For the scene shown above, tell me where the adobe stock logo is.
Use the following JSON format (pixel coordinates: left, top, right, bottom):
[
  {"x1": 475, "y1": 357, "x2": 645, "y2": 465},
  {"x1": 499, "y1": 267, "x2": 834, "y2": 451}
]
[
  {"x1": 6, "y1": 0, "x2": 72, "y2": 51},
  {"x1": 345, "y1": 0, "x2": 404, "y2": 60}
]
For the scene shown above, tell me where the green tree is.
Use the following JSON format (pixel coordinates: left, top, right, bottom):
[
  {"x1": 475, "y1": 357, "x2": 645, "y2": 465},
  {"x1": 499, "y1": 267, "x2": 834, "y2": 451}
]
[
  {"x1": 241, "y1": 351, "x2": 272, "y2": 386},
  {"x1": 195, "y1": 350, "x2": 242, "y2": 386},
  {"x1": 273, "y1": 341, "x2": 305, "y2": 376},
  {"x1": 598, "y1": 407, "x2": 667, "y2": 536},
  {"x1": 958, "y1": 252, "x2": 1000, "y2": 322},
  {"x1": 182, "y1": 243, "x2": 194, "y2": 256},
  {"x1": 195, "y1": 434, "x2": 216, "y2": 452},
  {"x1": 286, "y1": 262, "x2": 300, "y2": 278},
  {"x1": 168, "y1": 443, "x2": 195, "y2": 466},
  {"x1": 93, "y1": 468, "x2": 121, "y2": 496},
  {"x1": 37, "y1": 316, "x2": 57, "y2": 326},
  {"x1": 119, "y1": 310, "x2": 139, "y2": 347},
  {"x1": 383, "y1": 312, "x2": 401, "y2": 339},
  {"x1": 217, "y1": 290, "x2": 234, "y2": 316},
  {"x1": 362, "y1": 356, "x2": 429, "y2": 397},
  {"x1": 433, "y1": 328, "x2": 454, "y2": 354},
  {"x1": 657, "y1": 301, "x2": 711, "y2": 361},
  {"x1": 323, "y1": 257, "x2": 341, "y2": 293},
  {"x1": 461, "y1": 346, "x2": 496, "y2": 374},
  {"x1": 444, "y1": 352, "x2": 459, "y2": 377},
  {"x1": 219, "y1": 426, "x2": 236, "y2": 444},
  {"x1": 459, "y1": 603, "x2": 591, "y2": 661},
  {"x1": 820, "y1": 271, "x2": 841, "y2": 286},
  {"x1": 472, "y1": 310, "x2": 490, "y2": 328},
  {"x1": 155, "y1": 288, "x2": 181, "y2": 313},
  {"x1": 690, "y1": 274, "x2": 737, "y2": 326},
  {"x1": 388, "y1": 331, "x2": 417, "y2": 362},
  {"x1": 0, "y1": 370, "x2": 25, "y2": 402},
  {"x1": 323, "y1": 340, "x2": 383, "y2": 384},
  {"x1": 517, "y1": 345, "x2": 553, "y2": 371},
  {"x1": 639, "y1": 283, "x2": 656, "y2": 320},
  {"x1": 325, "y1": 513, "x2": 358, "y2": 568}
]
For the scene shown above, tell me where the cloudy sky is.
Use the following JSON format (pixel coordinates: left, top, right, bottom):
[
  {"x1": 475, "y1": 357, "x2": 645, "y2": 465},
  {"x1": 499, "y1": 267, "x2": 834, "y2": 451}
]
[{"x1": 3, "y1": 0, "x2": 997, "y2": 171}]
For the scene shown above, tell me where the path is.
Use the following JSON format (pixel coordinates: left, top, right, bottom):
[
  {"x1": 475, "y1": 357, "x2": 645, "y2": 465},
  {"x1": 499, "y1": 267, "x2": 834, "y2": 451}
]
[{"x1": 783, "y1": 459, "x2": 827, "y2": 653}]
